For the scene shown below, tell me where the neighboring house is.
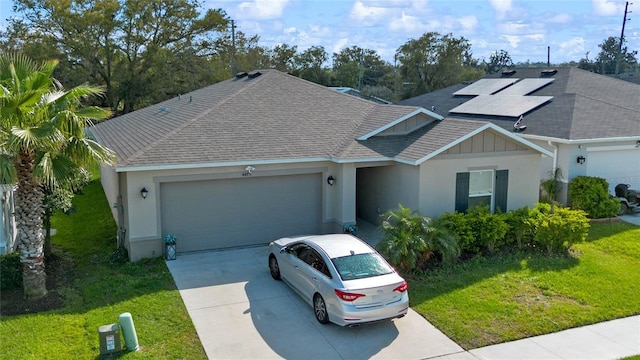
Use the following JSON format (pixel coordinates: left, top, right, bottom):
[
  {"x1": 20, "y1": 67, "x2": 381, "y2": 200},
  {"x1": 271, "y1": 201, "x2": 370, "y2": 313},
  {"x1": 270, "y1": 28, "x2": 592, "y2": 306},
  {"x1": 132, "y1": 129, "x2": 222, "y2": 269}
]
[
  {"x1": 90, "y1": 69, "x2": 552, "y2": 261},
  {"x1": 329, "y1": 87, "x2": 393, "y2": 104},
  {"x1": 0, "y1": 184, "x2": 17, "y2": 255},
  {"x1": 398, "y1": 67, "x2": 640, "y2": 203}
]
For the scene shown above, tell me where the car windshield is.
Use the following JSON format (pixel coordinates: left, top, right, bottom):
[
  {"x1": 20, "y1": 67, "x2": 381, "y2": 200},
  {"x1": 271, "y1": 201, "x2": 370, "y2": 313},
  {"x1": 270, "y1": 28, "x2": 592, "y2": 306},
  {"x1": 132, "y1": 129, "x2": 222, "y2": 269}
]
[{"x1": 332, "y1": 253, "x2": 393, "y2": 281}]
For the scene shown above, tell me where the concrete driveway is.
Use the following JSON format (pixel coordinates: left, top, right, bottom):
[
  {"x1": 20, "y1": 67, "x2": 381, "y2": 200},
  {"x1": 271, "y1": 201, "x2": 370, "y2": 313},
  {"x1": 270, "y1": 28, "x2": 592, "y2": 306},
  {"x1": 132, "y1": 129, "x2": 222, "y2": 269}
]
[{"x1": 166, "y1": 246, "x2": 470, "y2": 360}]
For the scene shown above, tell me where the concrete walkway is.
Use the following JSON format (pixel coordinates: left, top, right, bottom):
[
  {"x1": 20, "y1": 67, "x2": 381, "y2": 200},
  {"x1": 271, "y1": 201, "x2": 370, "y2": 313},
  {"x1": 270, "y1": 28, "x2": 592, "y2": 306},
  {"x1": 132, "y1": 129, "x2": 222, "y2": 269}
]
[{"x1": 467, "y1": 315, "x2": 640, "y2": 360}]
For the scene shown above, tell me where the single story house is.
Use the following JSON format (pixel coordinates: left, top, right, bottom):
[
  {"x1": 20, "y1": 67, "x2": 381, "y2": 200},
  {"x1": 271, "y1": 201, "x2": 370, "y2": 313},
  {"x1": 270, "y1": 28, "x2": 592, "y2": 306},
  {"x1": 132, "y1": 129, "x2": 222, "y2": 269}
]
[
  {"x1": 398, "y1": 67, "x2": 640, "y2": 203},
  {"x1": 90, "y1": 69, "x2": 552, "y2": 261}
]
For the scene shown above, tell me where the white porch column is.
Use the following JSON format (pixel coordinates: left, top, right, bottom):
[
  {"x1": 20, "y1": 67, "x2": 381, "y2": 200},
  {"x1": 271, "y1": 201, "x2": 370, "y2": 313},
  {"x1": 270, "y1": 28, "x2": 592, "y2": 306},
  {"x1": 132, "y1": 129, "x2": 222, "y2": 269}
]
[{"x1": 337, "y1": 163, "x2": 357, "y2": 226}]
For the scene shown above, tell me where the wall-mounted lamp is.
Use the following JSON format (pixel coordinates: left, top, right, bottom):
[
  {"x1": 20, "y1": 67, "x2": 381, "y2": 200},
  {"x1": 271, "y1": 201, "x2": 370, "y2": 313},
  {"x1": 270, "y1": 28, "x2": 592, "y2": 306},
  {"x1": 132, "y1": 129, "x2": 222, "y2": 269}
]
[
  {"x1": 327, "y1": 175, "x2": 335, "y2": 186},
  {"x1": 576, "y1": 155, "x2": 586, "y2": 165},
  {"x1": 140, "y1": 187, "x2": 149, "y2": 199}
]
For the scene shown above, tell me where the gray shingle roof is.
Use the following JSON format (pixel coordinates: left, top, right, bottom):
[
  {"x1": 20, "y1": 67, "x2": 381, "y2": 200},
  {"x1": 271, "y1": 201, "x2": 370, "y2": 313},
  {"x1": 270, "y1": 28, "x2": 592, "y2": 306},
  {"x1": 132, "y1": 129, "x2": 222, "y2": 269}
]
[
  {"x1": 398, "y1": 67, "x2": 640, "y2": 140},
  {"x1": 92, "y1": 69, "x2": 457, "y2": 169}
]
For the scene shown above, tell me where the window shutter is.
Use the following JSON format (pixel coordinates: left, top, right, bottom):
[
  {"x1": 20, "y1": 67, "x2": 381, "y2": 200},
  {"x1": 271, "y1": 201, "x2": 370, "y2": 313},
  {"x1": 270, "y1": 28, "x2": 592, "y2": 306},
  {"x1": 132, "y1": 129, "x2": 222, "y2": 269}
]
[
  {"x1": 495, "y1": 170, "x2": 509, "y2": 212},
  {"x1": 455, "y1": 172, "x2": 470, "y2": 213}
]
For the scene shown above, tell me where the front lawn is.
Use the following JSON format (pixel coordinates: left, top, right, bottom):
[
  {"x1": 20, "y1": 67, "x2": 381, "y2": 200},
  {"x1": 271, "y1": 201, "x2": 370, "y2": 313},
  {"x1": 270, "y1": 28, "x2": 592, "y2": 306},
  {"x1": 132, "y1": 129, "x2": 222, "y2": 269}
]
[{"x1": 409, "y1": 221, "x2": 640, "y2": 349}]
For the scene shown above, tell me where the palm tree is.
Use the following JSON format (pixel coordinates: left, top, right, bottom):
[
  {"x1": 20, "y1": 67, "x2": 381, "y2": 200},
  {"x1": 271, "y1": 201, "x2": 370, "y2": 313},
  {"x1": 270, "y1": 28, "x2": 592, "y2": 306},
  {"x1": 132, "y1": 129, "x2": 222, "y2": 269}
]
[
  {"x1": 377, "y1": 204, "x2": 459, "y2": 273},
  {"x1": 0, "y1": 54, "x2": 114, "y2": 299}
]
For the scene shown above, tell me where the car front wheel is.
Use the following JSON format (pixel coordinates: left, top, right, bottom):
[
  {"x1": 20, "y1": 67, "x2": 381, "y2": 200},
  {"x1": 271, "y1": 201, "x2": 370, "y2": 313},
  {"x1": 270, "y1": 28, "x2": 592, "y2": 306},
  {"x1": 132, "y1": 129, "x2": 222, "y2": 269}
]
[
  {"x1": 313, "y1": 294, "x2": 329, "y2": 324},
  {"x1": 269, "y1": 255, "x2": 281, "y2": 280}
]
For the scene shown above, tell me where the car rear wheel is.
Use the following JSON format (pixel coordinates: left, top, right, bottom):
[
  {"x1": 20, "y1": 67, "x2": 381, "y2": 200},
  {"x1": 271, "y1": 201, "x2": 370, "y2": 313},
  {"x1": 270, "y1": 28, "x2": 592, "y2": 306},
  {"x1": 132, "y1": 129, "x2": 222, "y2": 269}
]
[
  {"x1": 269, "y1": 255, "x2": 281, "y2": 280},
  {"x1": 313, "y1": 294, "x2": 329, "y2": 324},
  {"x1": 620, "y1": 202, "x2": 629, "y2": 216}
]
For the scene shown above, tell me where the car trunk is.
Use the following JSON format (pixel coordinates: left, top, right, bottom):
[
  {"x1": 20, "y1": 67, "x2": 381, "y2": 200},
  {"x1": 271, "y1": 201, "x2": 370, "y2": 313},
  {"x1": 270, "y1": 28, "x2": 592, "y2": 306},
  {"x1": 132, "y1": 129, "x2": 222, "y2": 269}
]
[{"x1": 342, "y1": 275, "x2": 405, "y2": 308}]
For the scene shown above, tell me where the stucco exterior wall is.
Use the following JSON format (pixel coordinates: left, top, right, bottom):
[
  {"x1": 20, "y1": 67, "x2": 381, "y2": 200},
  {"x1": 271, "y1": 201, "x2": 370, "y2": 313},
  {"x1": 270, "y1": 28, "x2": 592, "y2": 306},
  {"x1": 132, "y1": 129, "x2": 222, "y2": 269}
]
[
  {"x1": 419, "y1": 152, "x2": 544, "y2": 218},
  {"x1": 356, "y1": 164, "x2": 419, "y2": 225}
]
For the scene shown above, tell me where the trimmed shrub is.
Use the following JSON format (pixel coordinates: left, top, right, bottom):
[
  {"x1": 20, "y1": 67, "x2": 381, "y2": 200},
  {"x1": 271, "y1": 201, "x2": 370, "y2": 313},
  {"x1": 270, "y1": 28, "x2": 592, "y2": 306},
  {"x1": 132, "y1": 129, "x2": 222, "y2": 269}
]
[
  {"x1": 1, "y1": 251, "x2": 22, "y2": 290},
  {"x1": 504, "y1": 206, "x2": 535, "y2": 248},
  {"x1": 466, "y1": 206, "x2": 509, "y2": 254},
  {"x1": 530, "y1": 203, "x2": 590, "y2": 255},
  {"x1": 569, "y1": 176, "x2": 620, "y2": 219},
  {"x1": 438, "y1": 211, "x2": 476, "y2": 255}
]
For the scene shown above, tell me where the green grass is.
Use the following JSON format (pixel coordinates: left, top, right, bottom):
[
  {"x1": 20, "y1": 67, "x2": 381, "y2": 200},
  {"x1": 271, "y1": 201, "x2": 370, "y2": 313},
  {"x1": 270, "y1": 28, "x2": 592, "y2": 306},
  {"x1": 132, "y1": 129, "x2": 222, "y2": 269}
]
[
  {"x1": 0, "y1": 181, "x2": 206, "y2": 359},
  {"x1": 409, "y1": 221, "x2": 640, "y2": 350}
]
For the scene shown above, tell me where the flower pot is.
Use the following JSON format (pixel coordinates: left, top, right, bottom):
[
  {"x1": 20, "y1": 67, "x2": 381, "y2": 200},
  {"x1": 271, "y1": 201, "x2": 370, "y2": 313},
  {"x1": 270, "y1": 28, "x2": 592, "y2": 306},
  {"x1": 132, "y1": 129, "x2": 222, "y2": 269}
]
[{"x1": 164, "y1": 243, "x2": 176, "y2": 260}]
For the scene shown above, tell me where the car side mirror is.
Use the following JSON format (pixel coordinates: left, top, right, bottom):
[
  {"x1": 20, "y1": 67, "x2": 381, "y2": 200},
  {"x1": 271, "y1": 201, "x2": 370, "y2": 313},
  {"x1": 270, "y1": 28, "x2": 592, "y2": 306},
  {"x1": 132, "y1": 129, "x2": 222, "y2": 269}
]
[{"x1": 280, "y1": 247, "x2": 288, "y2": 254}]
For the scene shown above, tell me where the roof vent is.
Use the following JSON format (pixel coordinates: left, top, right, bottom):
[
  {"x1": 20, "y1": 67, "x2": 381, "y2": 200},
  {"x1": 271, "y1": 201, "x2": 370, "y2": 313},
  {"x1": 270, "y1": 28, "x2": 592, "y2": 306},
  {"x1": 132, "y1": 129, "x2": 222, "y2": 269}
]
[
  {"x1": 541, "y1": 69, "x2": 557, "y2": 76},
  {"x1": 248, "y1": 71, "x2": 262, "y2": 79},
  {"x1": 235, "y1": 72, "x2": 248, "y2": 79},
  {"x1": 501, "y1": 69, "x2": 517, "y2": 76}
]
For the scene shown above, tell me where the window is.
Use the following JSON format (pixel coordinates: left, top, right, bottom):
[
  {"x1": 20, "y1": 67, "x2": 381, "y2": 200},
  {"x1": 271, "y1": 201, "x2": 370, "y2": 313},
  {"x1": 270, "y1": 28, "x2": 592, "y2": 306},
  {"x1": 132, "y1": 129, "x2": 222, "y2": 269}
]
[
  {"x1": 456, "y1": 170, "x2": 508, "y2": 213},
  {"x1": 331, "y1": 253, "x2": 393, "y2": 281}
]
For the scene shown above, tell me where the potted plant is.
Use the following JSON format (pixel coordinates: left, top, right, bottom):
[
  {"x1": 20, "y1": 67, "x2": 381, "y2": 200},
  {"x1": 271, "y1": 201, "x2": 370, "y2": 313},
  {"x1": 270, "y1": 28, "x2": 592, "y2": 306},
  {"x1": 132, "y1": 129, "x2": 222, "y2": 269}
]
[
  {"x1": 343, "y1": 224, "x2": 358, "y2": 236},
  {"x1": 163, "y1": 234, "x2": 177, "y2": 260}
]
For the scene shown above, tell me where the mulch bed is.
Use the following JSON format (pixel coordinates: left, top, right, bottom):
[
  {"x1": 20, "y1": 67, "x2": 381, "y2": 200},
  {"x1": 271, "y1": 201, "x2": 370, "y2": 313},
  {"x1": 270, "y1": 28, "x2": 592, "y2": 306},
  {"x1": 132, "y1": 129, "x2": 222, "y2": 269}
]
[{"x1": 0, "y1": 252, "x2": 73, "y2": 316}]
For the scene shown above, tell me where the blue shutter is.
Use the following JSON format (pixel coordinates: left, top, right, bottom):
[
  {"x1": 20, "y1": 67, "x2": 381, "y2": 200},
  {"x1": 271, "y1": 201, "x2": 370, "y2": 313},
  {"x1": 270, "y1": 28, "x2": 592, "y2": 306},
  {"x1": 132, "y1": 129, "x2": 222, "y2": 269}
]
[
  {"x1": 455, "y1": 172, "x2": 470, "y2": 213},
  {"x1": 495, "y1": 170, "x2": 509, "y2": 212}
]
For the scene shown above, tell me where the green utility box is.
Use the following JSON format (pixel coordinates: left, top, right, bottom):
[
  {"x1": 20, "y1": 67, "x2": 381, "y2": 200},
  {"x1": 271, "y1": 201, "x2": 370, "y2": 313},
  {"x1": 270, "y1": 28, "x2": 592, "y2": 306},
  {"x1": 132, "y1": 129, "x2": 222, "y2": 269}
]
[{"x1": 98, "y1": 323, "x2": 121, "y2": 358}]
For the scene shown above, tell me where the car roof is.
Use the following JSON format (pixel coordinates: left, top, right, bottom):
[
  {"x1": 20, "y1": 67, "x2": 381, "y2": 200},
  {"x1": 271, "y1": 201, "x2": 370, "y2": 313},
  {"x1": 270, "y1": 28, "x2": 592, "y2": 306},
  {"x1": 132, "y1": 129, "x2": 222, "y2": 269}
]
[{"x1": 304, "y1": 234, "x2": 375, "y2": 259}]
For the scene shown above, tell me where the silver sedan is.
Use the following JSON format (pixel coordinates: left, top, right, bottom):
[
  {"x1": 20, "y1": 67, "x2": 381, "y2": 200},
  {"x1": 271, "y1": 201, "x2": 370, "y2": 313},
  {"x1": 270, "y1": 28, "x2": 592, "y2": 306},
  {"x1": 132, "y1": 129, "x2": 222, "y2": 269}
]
[{"x1": 268, "y1": 234, "x2": 409, "y2": 327}]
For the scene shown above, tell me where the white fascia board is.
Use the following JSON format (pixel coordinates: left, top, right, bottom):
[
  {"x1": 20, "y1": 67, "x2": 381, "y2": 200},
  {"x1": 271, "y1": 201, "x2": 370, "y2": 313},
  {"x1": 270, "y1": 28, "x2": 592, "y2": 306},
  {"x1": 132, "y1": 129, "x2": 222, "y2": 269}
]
[
  {"x1": 522, "y1": 134, "x2": 640, "y2": 144},
  {"x1": 330, "y1": 156, "x2": 394, "y2": 164},
  {"x1": 411, "y1": 123, "x2": 554, "y2": 166},
  {"x1": 357, "y1": 108, "x2": 444, "y2": 141},
  {"x1": 115, "y1": 157, "x2": 332, "y2": 172}
]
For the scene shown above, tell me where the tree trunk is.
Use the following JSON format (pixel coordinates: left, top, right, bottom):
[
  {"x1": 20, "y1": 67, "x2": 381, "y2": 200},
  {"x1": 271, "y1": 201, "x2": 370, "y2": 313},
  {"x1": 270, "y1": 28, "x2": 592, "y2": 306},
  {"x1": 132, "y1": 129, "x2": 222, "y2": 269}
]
[{"x1": 14, "y1": 150, "x2": 48, "y2": 299}]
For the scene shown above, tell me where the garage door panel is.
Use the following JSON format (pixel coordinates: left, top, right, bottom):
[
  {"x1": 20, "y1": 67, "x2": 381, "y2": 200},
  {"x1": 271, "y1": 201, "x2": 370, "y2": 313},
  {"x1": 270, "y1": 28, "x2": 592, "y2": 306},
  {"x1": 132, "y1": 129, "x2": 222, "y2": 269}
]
[
  {"x1": 161, "y1": 173, "x2": 322, "y2": 252},
  {"x1": 587, "y1": 149, "x2": 640, "y2": 194}
]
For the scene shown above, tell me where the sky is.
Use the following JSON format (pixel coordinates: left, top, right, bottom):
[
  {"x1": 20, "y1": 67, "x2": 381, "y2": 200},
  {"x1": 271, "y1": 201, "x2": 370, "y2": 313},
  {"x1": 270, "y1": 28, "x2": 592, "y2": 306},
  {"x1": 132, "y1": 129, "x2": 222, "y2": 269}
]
[{"x1": 0, "y1": 0, "x2": 637, "y2": 65}]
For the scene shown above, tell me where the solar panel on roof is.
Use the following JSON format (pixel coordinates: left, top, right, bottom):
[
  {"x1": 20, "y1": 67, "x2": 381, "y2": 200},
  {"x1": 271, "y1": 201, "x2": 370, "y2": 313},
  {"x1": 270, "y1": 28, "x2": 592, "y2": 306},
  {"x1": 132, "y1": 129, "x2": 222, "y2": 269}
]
[
  {"x1": 494, "y1": 78, "x2": 554, "y2": 96},
  {"x1": 453, "y1": 79, "x2": 519, "y2": 96},
  {"x1": 449, "y1": 95, "x2": 553, "y2": 117}
]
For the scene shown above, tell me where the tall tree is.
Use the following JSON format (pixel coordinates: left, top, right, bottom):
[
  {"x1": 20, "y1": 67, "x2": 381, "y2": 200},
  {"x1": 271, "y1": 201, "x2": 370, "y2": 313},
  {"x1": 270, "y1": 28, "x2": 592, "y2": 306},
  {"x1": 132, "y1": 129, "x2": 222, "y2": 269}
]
[
  {"x1": 3, "y1": 0, "x2": 228, "y2": 114},
  {"x1": 270, "y1": 44, "x2": 298, "y2": 72},
  {"x1": 578, "y1": 36, "x2": 639, "y2": 75},
  {"x1": 293, "y1": 46, "x2": 331, "y2": 85},
  {"x1": 395, "y1": 32, "x2": 483, "y2": 99},
  {"x1": 486, "y1": 49, "x2": 514, "y2": 74},
  {"x1": 332, "y1": 46, "x2": 392, "y2": 89},
  {"x1": 0, "y1": 54, "x2": 114, "y2": 299}
]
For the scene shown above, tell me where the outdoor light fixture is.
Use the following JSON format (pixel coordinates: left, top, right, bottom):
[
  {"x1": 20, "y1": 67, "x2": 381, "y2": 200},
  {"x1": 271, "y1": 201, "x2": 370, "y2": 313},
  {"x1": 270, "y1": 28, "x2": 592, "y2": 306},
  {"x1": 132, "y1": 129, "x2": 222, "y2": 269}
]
[
  {"x1": 327, "y1": 176, "x2": 335, "y2": 186},
  {"x1": 140, "y1": 187, "x2": 149, "y2": 199},
  {"x1": 576, "y1": 155, "x2": 586, "y2": 165}
]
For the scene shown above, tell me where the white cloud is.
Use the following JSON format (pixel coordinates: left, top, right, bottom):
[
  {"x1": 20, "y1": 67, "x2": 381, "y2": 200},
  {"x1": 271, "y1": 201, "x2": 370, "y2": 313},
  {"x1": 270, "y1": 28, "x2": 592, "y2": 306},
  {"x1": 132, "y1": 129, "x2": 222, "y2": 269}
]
[
  {"x1": 489, "y1": 0, "x2": 513, "y2": 19},
  {"x1": 592, "y1": 0, "x2": 621, "y2": 16},
  {"x1": 546, "y1": 13, "x2": 573, "y2": 24},
  {"x1": 557, "y1": 37, "x2": 587, "y2": 57},
  {"x1": 350, "y1": 1, "x2": 390, "y2": 24},
  {"x1": 388, "y1": 11, "x2": 425, "y2": 32},
  {"x1": 458, "y1": 15, "x2": 479, "y2": 32},
  {"x1": 501, "y1": 34, "x2": 521, "y2": 48},
  {"x1": 237, "y1": 0, "x2": 289, "y2": 19}
]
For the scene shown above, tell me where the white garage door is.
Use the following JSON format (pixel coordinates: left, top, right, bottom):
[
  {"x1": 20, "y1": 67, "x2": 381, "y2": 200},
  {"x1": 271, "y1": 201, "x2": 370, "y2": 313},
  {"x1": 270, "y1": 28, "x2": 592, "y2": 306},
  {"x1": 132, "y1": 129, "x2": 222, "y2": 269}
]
[
  {"x1": 587, "y1": 148, "x2": 640, "y2": 194},
  {"x1": 161, "y1": 173, "x2": 322, "y2": 252}
]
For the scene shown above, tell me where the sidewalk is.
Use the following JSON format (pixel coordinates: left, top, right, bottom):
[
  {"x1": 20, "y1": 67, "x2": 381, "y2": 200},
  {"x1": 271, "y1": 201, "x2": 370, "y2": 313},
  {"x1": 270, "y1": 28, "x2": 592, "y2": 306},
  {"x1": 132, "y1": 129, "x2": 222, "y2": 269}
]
[{"x1": 466, "y1": 315, "x2": 640, "y2": 360}]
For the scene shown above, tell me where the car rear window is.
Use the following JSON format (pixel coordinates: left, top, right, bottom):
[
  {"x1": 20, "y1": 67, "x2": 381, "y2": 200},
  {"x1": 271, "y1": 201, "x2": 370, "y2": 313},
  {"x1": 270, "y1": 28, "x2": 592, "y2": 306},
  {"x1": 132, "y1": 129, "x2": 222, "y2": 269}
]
[{"x1": 332, "y1": 253, "x2": 393, "y2": 281}]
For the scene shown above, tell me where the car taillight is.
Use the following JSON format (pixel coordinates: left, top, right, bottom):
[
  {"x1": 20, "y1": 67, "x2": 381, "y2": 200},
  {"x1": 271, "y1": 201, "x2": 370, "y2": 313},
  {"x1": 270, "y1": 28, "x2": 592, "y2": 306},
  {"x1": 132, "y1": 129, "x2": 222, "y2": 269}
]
[
  {"x1": 334, "y1": 289, "x2": 366, "y2": 301},
  {"x1": 393, "y1": 281, "x2": 408, "y2": 293}
]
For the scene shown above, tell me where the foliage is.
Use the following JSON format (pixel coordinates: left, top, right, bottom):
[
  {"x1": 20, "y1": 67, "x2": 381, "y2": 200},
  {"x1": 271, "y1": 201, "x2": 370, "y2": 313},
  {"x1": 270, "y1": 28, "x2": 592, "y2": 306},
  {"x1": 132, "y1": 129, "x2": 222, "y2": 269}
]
[
  {"x1": 540, "y1": 168, "x2": 562, "y2": 206},
  {"x1": 395, "y1": 32, "x2": 483, "y2": 99},
  {"x1": 332, "y1": 46, "x2": 392, "y2": 90},
  {"x1": 377, "y1": 204, "x2": 459, "y2": 273},
  {"x1": 0, "y1": 53, "x2": 114, "y2": 299},
  {"x1": 0, "y1": 252, "x2": 22, "y2": 290},
  {"x1": 438, "y1": 211, "x2": 475, "y2": 254},
  {"x1": 486, "y1": 49, "x2": 514, "y2": 74},
  {"x1": 530, "y1": 203, "x2": 590, "y2": 255},
  {"x1": 409, "y1": 221, "x2": 640, "y2": 349},
  {"x1": 163, "y1": 234, "x2": 177, "y2": 245},
  {"x1": 503, "y1": 206, "x2": 534, "y2": 248},
  {"x1": 568, "y1": 176, "x2": 620, "y2": 219},
  {"x1": 3, "y1": 0, "x2": 229, "y2": 114},
  {"x1": 578, "y1": 36, "x2": 639, "y2": 75},
  {"x1": 466, "y1": 206, "x2": 509, "y2": 254}
]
